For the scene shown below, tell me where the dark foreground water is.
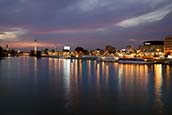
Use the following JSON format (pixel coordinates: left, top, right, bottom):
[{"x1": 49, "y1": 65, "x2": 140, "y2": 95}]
[{"x1": 0, "y1": 57, "x2": 172, "y2": 114}]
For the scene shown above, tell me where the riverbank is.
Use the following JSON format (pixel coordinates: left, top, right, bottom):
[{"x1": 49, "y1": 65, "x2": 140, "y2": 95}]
[{"x1": 41, "y1": 55, "x2": 172, "y2": 65}]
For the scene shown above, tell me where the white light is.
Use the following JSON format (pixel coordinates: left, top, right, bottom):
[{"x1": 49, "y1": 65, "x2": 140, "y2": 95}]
[
  {"x1": 167, "y1": 55, "x2": 172, "y2": 59},
  {"x1": 64, "y1": 46, "x2": 70, "y2": 50},
  {"x1": 145, "y1": 42, "x2": 151, "y2": 45}
]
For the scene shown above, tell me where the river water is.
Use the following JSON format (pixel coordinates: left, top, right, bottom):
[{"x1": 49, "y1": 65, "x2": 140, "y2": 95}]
[{"x1": 0, "y1": 57, "x2": 172, "y2": 114}]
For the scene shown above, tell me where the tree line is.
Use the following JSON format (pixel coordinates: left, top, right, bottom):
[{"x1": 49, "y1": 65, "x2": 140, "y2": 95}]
[{"x1": 0, "y1": 46, "x2": 17, "y2": 58}]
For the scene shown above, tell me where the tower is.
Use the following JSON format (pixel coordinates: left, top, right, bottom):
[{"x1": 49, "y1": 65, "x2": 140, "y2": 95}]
[
  {"x1": 6, "y1": 44, "x2": 8, "y2": 51},
  {"x1": 34, "y1": 40, "x2": 37, "y2": 53}
]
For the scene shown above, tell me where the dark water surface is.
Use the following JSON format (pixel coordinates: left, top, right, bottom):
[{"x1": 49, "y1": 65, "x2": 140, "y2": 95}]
[{"x1": 0, "y1": 57, "x2": 172, "y2": 114}]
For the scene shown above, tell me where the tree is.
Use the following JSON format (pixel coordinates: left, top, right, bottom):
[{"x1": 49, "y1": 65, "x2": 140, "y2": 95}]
[
  {"x1": 105, "y1": 45, "x2": 116, "y2": 54},
  {"x1": 51, "y1": 49, "x2": 55, "y2": 53},
  {"x1": 83, "y1": 50, "x2": 89, "y2": 55},
  {"x1": 75, "y1": 47, "x2": 84, "y2": 53},
  {"x1": 30, "y1": 50, "x2": 36, "y2": 56},
  {"x1": 44, "y1": 48, "x2": 49, "y2": 55},
  {"x1": 36, "y1": 51, "x2": 41, "y2": 58},
  {"x1": 127, "y1": 45, "x2": 132, "y2": 49},
  {"x1": 0, "y1": 46, "x2": 3, "y2": 57},
  {"x1": 9, "y1": 49, "x2": 17, "y2": 56},
  {"x1": 75, "y1": 47, "x2": 84, "y2": 57}
]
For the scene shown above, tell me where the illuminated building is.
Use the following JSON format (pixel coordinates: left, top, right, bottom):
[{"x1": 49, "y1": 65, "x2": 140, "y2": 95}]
[
  {"x1": 164, "y1": 36, "x2": 172, "y2": 54},
  {"x1": 91, "y1": 49, "x2": 104, "y2": 56},
  {"x1": 63, "y1": 46, "x2": 70, "y2": 51},
  {"x1": 63, "y1": 46, "x2": 71, "y2": 58},
  {"x1": 139, "y1": 41, "x2": 164, "y2": 58}
]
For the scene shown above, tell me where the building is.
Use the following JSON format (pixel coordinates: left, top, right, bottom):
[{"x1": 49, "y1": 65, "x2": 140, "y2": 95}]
[
  {"x1": 63, "y1": 46, "x2": 70, "y2": 51},
  {"x1": 164, "y1": 36, "x2": 172, "y2": 54},
  {"x1": 139, "y1": 41, "x2": 164, "y2": 58},
  {"x1": 143, "y1": 41, "x2": 164, "y2": 46},
  {"x1": 141, "y1": 41, "x2": 164, "y2": 52}
]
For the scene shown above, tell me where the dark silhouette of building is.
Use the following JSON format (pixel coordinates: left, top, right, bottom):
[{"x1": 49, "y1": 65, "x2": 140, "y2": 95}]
[{"x1": 144, "y1": 41, "x2": 164, "y2": 46}]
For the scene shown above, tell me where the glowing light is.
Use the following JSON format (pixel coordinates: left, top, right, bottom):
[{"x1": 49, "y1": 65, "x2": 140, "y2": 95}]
[{"x1": 64, "y1": 46, "x2": 70, "y2": 50}]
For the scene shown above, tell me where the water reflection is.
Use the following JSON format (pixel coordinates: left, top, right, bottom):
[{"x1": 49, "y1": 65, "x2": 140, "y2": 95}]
[
  {"x1": 54, "y1": 58, "x2": 58, "y2": 77},
  {"x1": 117, "y1": 64, "x2": 150, "y2": 110},
  {"x1": 96, "y1": 63, "x2": 100, "y2": 89},
  {"x1": 46, "y1": 59, "x2": 172, "y2": 113},
  {"x1": 165, "y1": 65, "x2": 171, "y2": 94},
  {"x1": 70, "y1": 60, "x2": 74, "y2": 79},
  {"x1": 63, "y1": 59, "x2": 70, "y2": 88},
  {"x1": 79, "y1": 60, "x2": 82, "y2": 78},
  {"x1": 1, "y1": 57, "x2": 172, "y2": 114},
  {"x1": 34, "y1": 57, "x2": 37, "y2": 81},
  {"x1": 154, "y1": 64, "x2": 163, "y2": 114},
  {"x1": 118, "y1": 64, "x2": 124, "y2": 91},
  {"x1": 63, "y1": 59, "x2": 72, "y2": 109},
  {"x1": 74, "y1": 59, "x2": 78, "y2": 86},
  {"x1": 105, "y1": 64, "x2": 109, "y2": 89},
  {"x1": 87, "y1": 60, "x2": 91, "y2": 80}
]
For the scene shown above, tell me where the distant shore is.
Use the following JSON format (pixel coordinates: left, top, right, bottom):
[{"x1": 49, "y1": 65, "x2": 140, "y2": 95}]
[{"x1": 3, "y1": 55, "x2": 172, "y2": 65}]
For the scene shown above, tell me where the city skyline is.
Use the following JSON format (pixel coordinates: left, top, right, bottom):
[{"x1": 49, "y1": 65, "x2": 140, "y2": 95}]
[{"x1": 0, "y1": 0, "x2": 172, "y2": 50}]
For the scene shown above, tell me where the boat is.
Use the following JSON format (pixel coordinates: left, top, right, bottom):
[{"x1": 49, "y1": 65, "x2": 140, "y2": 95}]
[
  {"x1": 163, "y1": 59, "x2": 172, "y2": 65},
  {"x1": 81, "y1": 55, "x2": 97, "y2": 60},
  {"x1": 97, "y1": 56, "x2": 118, "y2": 62},
  {"x1": 118, "y1": 58, "x2": 153, "y2": 64}
]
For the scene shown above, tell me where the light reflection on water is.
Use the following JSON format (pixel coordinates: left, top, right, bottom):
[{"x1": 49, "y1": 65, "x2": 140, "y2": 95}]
[
  {"x1": 154, "y1": 64, "x2": 163, "y2": 114},
  {"x1": 0, "y1": 57, "x2": 172, "y2": 114}
]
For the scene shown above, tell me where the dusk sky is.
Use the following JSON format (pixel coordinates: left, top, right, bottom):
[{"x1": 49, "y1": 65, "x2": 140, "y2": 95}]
[{"x1": 0, "y1": 0, "x2": 172, "y2": 50}]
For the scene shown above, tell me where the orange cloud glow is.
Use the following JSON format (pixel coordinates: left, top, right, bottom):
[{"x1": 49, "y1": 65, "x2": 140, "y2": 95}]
[{"x1": 1, "y1": 41, "x2": 63, "y2": 49}]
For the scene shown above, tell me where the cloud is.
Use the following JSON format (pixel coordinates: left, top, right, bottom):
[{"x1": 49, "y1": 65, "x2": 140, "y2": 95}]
[
  {"x1": 129, "y1": 38, "x2": 138, "y2": 42},
  {"x1": 62, "y1": 0, "x2": 114, "y2": 13},
  {"x1": 33, "y1": 28, "x2": 90, "y2": 35},
  {"x1": 10, "y1": 27, "x2": 28, "y2": 36},
  {"x1": 6, "y1": 41, "x2": 58, "y2": 49},
  {"x1": 62, "y1": 0, "x2": 169, "y2": 14},
  {"x1": 77, "y1": 0, "x2": 99, "y2": 12},
  {"x1": 0, "y1": 27, "x2": 28, "y2": 40},
  {"x1": 116, "y1": 4, "x2": 172, "y2": 28},
  {"x1": 77, "y1": 0, "x2": 114, "y2": 12},
  {"x1": 125, "y1": 0, "x2": 164, "y2": 5},
  {"x1": 0, "y1": 32, "x2": 16, "y2": 40},
  {"x1": 128, "y1": 38, "x2": 144, "y2": 43},
  {"x1": 32, "y1": 27, "x2": 107, "y2": 35}
]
